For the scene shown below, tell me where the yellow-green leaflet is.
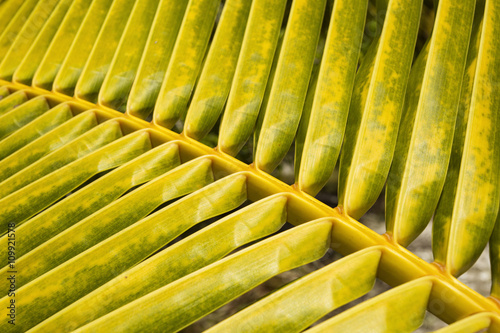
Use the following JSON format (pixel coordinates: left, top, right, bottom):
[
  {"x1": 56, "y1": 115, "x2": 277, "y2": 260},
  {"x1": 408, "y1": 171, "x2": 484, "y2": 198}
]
[
  {"x1": 0, "y1": 96, "x2": 50, "y2": 140},
  {"x1": 32, "y1": 194, "x2": 287, "y2": 332},
  {"x1": 0, "y1": 0, "x2": 23, "y2": 32},
  {"x1": 0, "y1": 0, "x2": 52, "y2": 64},
  {"x1": 32, "y1": 0, "x2": 92, "y2": 90},
  {"x1": 153, "y1": 0, "x2": 221, "y2": 128},
  {"x1": 13, "y1": 0, "x2": 74, "y2": 85},
  {"x1": 0, "y1": 90, "x2": 27, "y2": 115},
  {"x1": 433, "y1": 313, "x2": 492, "y2": 333},
  {"x1": 1, "y1": 0, "x2": 72, "y2": 82},
  {"x1": 252, "y1": 30, "x2": 284, "y2": 157},
  {"x1": 4, "y1": 156, "x2": 212, "y2": 291},
  {"x1": 297, "y1": 0, "x2": 368, "y2": 195},
  {"x1": 492, "y1": 204, "x2": 500, "y2": 297},
  {"x1": 218, "y1": 0, "x2": 287, "y2": 156},
  {"x1": 0, "y1": 86, "x2": 9, "y2": 99},
  {"x1": 385, "y1": 0, "x2": 476, "y2": 246},
  {"x1": 0, "y1": 142, "x2": 180, "y2": 274},
  {"x1": 0, "y1": 103, "x2": 73, "y2": 160},
  {"x1": 98, "y1": 0, "x2": 160, "y2": 111},
  {"x1": 305, "y1": 278, "x2": 432, "y2": 333},
  {"x1": 207, "y1": 247, "x2": 380, "y2": 333},
  {"x1": 0, "y1": 174, "x2": 246, "y2": 332},
  {"x1": 292, "y1": 21, "x2": 325, "y2": 180},
  {"x1": 337, "y1": 0, "x2": 422, "y2": 219},
  {"x1": 294, "y1": 61, "x2": 320, "y2": 181},
  {"x1": 433, "y1": 0, "x2": 500, "y2": 277},
  {"x1": 126, "y1": 0, "x2": 189, "y2": 119},
  {"x1": 184, "y1": 0, "x2": 251, "y2": 140},
  {"x1": 0, "y1": 110, "x2": 98, "y2": 183},
  {"x1": 75, "y1": 0, "x2": 136, "y2": 102},
  {"x1": 255, "y1": 0, "x2": 326, "y2": 173},
  {"x1": 53, "y1": 0, "x2": 115, "y2": 95},
  {"x1": 74, "y1": 219, "x2": 331, "y2": 333},
  {"x1": 0, "y1": 119, "x2": 119, "y2": 197},
  {"x1": 0, "y1": 128, "x2": 151, "y2": 231}
]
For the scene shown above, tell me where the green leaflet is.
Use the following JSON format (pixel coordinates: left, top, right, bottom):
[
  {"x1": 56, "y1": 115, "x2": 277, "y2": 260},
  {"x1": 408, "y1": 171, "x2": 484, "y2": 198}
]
[
  {"x1": 252, "y1": 30, "x2": 285, "y2": 157},
  {"x1": 0, "y1": 0, "x2": 23, "y2": 32},
  {"x1": 153, "y1": 0, "x2": 221, "y2": 128},
  {"x1": 74, "y1": 219, "x2": 332, "y2": 333},
  {"x1": 98, "y1": 0, "x2": 160, "y2": 111},
  {"x1": 0, "y1": 86, "x2": 9, "y2": 99},
  {"x1": 1, "y1": 0, "x2": 73, "y2": 82},
  {"x1": 0, "y1": 142, "x2": 180, "y2": 277},
  {"x1": 0, "y1": 173, "x2": 247, "y2": 332},
  {"x1": 433, "y1": 0, "x2": 500, "y2": 277},
  {"x1": 338, "y1": 0, "x2": 422, "y2": 219},
  {"x1": 184, "y1": 0, "x2": 251, "y2": 140},
  {"x1": 294, "y1": 59, "x2": 319, "y2": 181},
  {"x1": 0, "y1": 110, "x2": 98, "y2": 183},
  {"x1": 126, "y1": 0, "x2": 189, "y2": 119},
  {"x1": 13, "y1": 0, "x2": 73, "y2": 84},
  {"x1": 386, "y1": 0, "x2": 476, "y2": 246},
  {"x1": 9, "y1": 157, "x2": 213, "y2": 292},
  {"x1": 0, "y1": 103, "x2": 72, "y2": 160},
  {"x1": 208, "y1": 247, "x2": 380, "y2": 333},
  {"x1": 32, "y1": 0, "x2": 93, "y2": 90},
  {"x1": 53, "y1": 0, "x2": 115, "y2": 96},
  {"x1": 0, "y1": 90, "x2": 27, "y2": 115},
  {"x1": 305, "y1": 278, "x2": 432, "y2": 332},
  {"x1": 32, "y1": 194, "x2": 287, "y2": 332},
  {"x1": 297, "y1": 0, "x2": 367, "y2": 195},
  {"x1": 0, "y1": 118, "x2": 120, "y2": 197},
  {"x1": 492, "y1": 205, "x2": 500, "y2": 297},
  {"x1": 433, "y1": 313, "x2": 492, "y2": 333},
  {"x1": 0, "y1": 129, "x2": 151, "y2": 232},
  {"x1": 255, "y1": 0, "x2": 326, "y2": 173},
  {"x1": 218, "y1": 0, "x2": 287, "y2": 156},
  {"x1": 0, "y1": 96, "x2": 50, "y2": 140},
  {"x1": 75, "y1": 0, "x2": 136, "y2": 102},
  {"x1": 0, "y1": 0, "x2": 53, "y2": 64}
]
